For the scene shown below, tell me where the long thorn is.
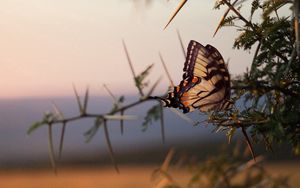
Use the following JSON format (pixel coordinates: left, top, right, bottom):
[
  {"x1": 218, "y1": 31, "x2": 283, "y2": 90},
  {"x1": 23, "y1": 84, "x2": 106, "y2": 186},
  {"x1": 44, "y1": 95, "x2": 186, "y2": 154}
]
[
  {"x1": 103, "y1": 84, "x2": 118, "y2": 104},
  {"x1": 161, "y1": 147, "x2": 175, "y2": 172},
  {"x1": 159, "y1": 53, "x2": 174, "y2": 87},
  {"x1": 72, "y1": 84, "x2": 83, "y2": 114},
  {"x1": 103, "y1": 120, "x2": 119, "y2": 173},
  {"x1": 58, "y1": 122, "x2": 66, "y2": 159},
  {"x1": 213, "y1": 0, "x2": 239, "y2": 37},
  {"x1": 48, "y1": 124, "x2": 57, "y2": 174},
  {"x1": 83, "y1": 86, "x2": 89, "y2": 114},
  {"x1": 120, "y1": 110, "x2": 124, "y2": 135},
  {"x1": 241, "y1": 126, "x2": 256, "y2": 161},
  {"x1": 176, "y1": 29, "x2": 186, "y2": 58},
  {"x1": 122, "y1": 39, "x2": 144, "y2": 96},
  {"x1": 159, "y1": 102, "x2": 165, "y2": 144},
  {"x1": 164, "y1": 0, "x2": 188, "y2": 29},
  {"x1": 51, "y1": 101, "x2": 64, "y2": 120},
  {"x1": 146, "y1": 76, "x2": 163, "y2": 97}
]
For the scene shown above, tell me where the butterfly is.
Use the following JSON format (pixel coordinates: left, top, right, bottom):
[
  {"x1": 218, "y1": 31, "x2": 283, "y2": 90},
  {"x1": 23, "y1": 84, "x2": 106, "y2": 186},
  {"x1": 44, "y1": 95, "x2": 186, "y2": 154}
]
[{"x1": 159, "y1": 40, "x2": 232, "y2": 113}]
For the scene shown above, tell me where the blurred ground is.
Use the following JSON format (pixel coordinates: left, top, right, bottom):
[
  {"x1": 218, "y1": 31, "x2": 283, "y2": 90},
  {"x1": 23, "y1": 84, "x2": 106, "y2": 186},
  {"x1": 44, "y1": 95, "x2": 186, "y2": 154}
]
[{"x1": 0, "y1": 162, "x2": 299, "y2": 188}]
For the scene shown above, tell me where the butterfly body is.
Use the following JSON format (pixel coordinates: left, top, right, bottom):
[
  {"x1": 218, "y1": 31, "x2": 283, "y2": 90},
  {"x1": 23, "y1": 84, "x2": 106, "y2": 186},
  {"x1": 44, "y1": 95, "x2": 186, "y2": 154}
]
[{"x1": 161, "y1": 40, "x2": 231, "y2": 113}]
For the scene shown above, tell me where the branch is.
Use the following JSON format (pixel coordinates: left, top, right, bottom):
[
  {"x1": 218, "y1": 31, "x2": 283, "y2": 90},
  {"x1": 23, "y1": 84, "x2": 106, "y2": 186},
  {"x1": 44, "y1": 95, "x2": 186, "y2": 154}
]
[{"x1": 232, "y1": 82, "x2": 300, "y2": 99}]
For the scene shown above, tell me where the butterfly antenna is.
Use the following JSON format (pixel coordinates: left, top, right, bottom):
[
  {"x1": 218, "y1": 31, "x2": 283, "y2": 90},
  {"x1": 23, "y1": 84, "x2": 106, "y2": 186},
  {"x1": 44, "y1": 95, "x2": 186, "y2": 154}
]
[{"x1": 241, "y1": 126, "x2": 256, "y2": 161}]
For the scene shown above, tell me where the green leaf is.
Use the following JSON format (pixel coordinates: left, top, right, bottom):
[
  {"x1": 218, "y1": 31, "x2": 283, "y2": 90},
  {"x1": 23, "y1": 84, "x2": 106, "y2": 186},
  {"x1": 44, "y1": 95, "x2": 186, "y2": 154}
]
[
  {"x1": 142, "y1": 104, "x2": 161, "y2": 131},
  {"x1": 226, "y1": 127, "x2": 236, "y2": 143},
  {"x1": 27, "y1": 112, "x2": 54, "y2": 135},
  {"x1": 84, "y1": 117, "x2": 103, "y2": 142},
  {"x1": 135, "y1": 64, "x2": 154, "y2": 90},
  {"x1": 27, "y1": 121, "x2": 45, "y2": 135}
]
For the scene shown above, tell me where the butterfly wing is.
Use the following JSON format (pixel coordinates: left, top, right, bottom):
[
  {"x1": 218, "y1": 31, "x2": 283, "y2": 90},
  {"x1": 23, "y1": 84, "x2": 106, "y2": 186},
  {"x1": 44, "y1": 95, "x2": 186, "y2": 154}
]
[{"x1": 163, "y1": 40, "x2": 231, "y2": 113}]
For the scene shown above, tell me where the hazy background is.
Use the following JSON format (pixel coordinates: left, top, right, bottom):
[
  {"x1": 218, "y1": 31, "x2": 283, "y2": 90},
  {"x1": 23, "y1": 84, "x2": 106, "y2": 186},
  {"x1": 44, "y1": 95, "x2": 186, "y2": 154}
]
[
  {"x1": 0, "y1": 1, "x2": 299, "y2": 188},
  {"x1": 0, "y1": 0, "x2": 295, "y2": 172},
  {"x1": 0, "y1": 0, "x2": 255, "y2": 98}
]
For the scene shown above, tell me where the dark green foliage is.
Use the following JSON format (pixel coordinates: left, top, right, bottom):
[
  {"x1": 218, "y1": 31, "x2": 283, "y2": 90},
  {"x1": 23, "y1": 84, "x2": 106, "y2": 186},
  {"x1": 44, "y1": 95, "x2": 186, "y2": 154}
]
[{"x1": 209, "y1": 0, "x2": 300, "y2": 155}]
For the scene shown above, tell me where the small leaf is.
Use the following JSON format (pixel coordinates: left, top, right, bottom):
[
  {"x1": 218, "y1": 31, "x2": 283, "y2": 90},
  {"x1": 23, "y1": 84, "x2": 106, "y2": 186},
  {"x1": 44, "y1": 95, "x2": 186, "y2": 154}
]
[
  {"x1": 84, "y1": 117, "x2": 103, "y2": 142},
  {"x1": 142, "y1": 104, "x2": 161, "y2": 131},
  {"x1": 27, "y1": 121, "x2": 44, "y2": 135},
  {"x1": 135, "y1": 64, "x2": 154, "y2": 91},
  {"x1": 226, "y1": 127, "x2": 236, "y2": 144},
  {"x1": 27, "y1": 112, "x2": 54, "y2": 134},
  {"x1": 118, "y1": 96, "x2": 125, "y2": 103}
]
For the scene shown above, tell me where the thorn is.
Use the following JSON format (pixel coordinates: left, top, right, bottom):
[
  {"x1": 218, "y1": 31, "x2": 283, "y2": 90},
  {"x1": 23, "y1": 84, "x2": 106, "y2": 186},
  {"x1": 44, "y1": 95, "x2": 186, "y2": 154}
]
[
  {"x1": 48, "y1": 124, "x2": 57, "y2": 174},
  {"x1": 159, "y1": 103, "x2": 165, "y2": 144},
  {"x1": 58, "y1": 123, "x2": 66, "y2": 159},
  {"x1": 103, "y1": 120, "x2": 119, "y2": 173},
  {"x1": 83, "y1": 86, "x2": 89, "y2": 113},
  {"x1": 241, "y1": 126, "x2": 256, "y2": 161},
  {"x1": 176, "y1": 29, "x2": 186, "y2": 58},
  {"x1": 164, "y1": 0, "x2": 188, "y2": 29},
  {"x1": 72, "y1": 84, "x2": 83, "y2": 114},
  {"x1": 159, "y1": 53, "x2": 174, "y2": 87},
  {"x1": 120, "y1": 110, "x2": 124, "y2": 135}
]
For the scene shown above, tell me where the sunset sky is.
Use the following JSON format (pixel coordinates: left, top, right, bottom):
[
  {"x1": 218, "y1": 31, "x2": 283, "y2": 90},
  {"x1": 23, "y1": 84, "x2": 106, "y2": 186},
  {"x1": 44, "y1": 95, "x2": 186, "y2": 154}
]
[{"x1": 0, "y1": 0, "x2": 255, "y2": 98}]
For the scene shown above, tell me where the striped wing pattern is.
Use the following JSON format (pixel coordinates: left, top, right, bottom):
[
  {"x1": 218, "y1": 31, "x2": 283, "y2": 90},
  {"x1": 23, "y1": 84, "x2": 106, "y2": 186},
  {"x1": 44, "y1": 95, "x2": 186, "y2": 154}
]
[{"x1": 163, "y1": 40, "x2": 231, "y2": 113}]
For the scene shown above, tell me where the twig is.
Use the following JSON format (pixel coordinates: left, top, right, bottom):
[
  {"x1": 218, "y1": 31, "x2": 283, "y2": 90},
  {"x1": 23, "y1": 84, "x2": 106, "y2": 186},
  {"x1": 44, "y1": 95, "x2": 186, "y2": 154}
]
[{"x1": 43, "y1": 97, "x2": 155, "y2": 126}]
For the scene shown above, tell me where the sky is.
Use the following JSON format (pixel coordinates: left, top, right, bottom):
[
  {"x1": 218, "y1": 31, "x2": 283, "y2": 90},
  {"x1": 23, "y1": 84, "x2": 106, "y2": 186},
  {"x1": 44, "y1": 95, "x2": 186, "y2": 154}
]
[{"x1": 0, "y1": 0, "x2": 255, "y2": 99}]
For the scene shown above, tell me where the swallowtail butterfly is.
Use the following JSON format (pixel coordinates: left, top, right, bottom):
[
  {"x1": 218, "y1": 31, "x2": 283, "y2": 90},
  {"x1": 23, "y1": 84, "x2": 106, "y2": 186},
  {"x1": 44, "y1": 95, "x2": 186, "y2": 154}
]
[{"x1": 160, "y1": 40, "x2": 232, "y2": 113}]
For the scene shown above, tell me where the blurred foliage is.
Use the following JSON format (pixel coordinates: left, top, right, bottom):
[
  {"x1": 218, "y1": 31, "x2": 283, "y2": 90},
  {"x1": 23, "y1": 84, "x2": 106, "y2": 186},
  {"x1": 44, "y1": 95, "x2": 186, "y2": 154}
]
[{"x1": 153, "y1": 145, "x2": 290, "y2": 188}]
